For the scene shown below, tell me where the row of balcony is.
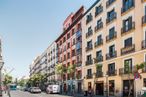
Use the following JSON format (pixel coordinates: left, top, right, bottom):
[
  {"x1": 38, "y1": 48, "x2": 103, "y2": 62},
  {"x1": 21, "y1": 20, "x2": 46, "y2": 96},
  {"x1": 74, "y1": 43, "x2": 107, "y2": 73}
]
[
  {"x1": 87, "y1": 21, "x2": 136, "y2": 39},
  {"x1": 86, "y1": 46, "x2": 136, "y2": 63},
  {"x1": 86, "y1": 67, "x2": 146, "y2": 79}
]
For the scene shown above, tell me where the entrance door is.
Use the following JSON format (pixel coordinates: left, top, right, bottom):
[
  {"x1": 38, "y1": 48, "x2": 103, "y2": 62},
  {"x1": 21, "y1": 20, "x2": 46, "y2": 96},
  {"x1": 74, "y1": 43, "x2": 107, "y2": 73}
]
[
  {"x1": 78, "y1": 82, "x2": 82, "y2": 93},
  {"x1": 123, "y1": 80, "x2": 134, "y2": 97},
  {"x1": 96, "y1": 82, "x2": 104, "y2": 95}
]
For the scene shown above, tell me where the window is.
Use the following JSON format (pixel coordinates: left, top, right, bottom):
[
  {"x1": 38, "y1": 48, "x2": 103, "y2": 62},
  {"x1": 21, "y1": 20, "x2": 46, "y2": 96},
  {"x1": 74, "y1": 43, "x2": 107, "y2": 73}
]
[
  {"x1": 67, "y1": 33, "x2": 70, "y2": 39},
  {"x1": 72, "y1": 29, "x2": 75, "y2": 35},
  {"x1": 64, "y1": 55, "x2": 66, "y2": 61},
  {"x1": 97, "y1": 35, "x2": 102, "y2": 42},
  {"x1": 73, "y1": 38, "x2": 76, "y2": 45},
  {"x1": 87, "y1": 40, "x2": 92, "y2": 48},
  {"x1": 96, "y1": 50, "x2": 102, "y2": 58},
  {"x1": 87, "y1": 54, "x2": 92, "y2": 61},
  {"x1": 97, "y1": 18, "x2": 102, "y2": 26},
  {"x1": 86, "y1": 13, "x2": 93, "y2": 24},
  {"x1": 107, "y1": 9, "x2": 116, "y2": 21},
  {"x1": 123, "y1": 16, "x2": 132, "y2": 31},
  {"x1": 108, "y1": 63, "x2": 115, "y2": 72},
  {"x1": 95, "y1": 4, "x2": 103, "y2": 16},
  {"x1": 63, "y1": 37, "x2": 66, "y2": 42},
  {"x1": 67, "y1": 42, "x2": 70, "y2": 48},
  {"x1": 88, "y1": 26, "x2": 92, "y2": 32},
  {"x1": 109, "y1": 45, "x2": 115, "y2": 54},
  {"x1": 60, "y1": 40, "x2": 62, "y2": 46},
  {"x1": 124, "y1": 58, "x2": 132, "y2": 73},
  {"x1": 122, "y1": 0, "x2": 134, "y2": 10},
  {"x1": 67, "y1": 52, "x2": 70, "y2": 59},
  {"x1": 109, "y1": 27, "x2": 115, "y2": 38},
  {"x1": 124, "y1": 37, "x2": 132, "y2": 47},
  {"x1": 87, "y1": 69, "x2": 92, "y2": 76}
]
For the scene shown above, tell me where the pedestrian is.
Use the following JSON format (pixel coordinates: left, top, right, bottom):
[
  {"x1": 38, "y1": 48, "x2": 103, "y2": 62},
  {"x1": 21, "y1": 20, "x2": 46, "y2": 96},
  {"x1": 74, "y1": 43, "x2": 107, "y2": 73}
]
[
  {"x1": 7, "y1": 85, "x2": 11, "y2": 97},
  {"x1": 115, "y1": 89, "x2": 120, "y2": 97},
  {"x1": 88, "y1": 88, "x2": 93, "y2": 97}
]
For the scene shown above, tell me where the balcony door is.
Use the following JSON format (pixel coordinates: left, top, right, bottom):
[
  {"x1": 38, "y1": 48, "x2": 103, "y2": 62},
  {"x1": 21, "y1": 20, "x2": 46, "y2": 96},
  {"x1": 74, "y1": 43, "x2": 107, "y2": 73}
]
[
  {"x1": 87, "y1": 40, "x2": 92, "y2": 48},
  {"x1": 109, "y1": 45, "x2": 115, "y2": 56},
  {"x1": 109, "y1": 27, "x2": 115, "y2": 39},
  {"x1": 87, "y1": 69, "x2": 92, "y2": 77},
  {"x1": 124, "y1": 37, "x2": 132, "y2": 47},
  {"x1": 108, "y1": 63, "x2": 115, "y2": 74},
  {"x1": 124, "y1": 59, "x2": 132, "y2": 73}
]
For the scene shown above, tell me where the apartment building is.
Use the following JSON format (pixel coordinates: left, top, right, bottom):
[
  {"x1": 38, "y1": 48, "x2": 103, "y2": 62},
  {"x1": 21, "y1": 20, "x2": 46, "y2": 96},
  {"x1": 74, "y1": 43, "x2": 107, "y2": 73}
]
[
  {"x1": 56, "y1": 6, "x2": 84, "y2": 94},
  {"x1": 39, "y1": 50, "x2": 47, "y2": 75},
  {"x1": 46, "y1": 42, "x2": 57, "y2": 85},
  {"x1": 29, "y1": 56, "x2": 41, "y2": 77},
  {"x1": 82, "y1": 0, "x2": 146, "y2": 97}
]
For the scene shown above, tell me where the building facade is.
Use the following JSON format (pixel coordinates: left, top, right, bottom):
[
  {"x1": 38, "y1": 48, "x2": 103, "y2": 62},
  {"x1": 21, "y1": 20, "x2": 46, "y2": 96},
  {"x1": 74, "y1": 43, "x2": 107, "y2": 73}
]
[
  {"x1": 82, "y1": 0, "x2": 146, "y2": 97},
  {"x1": 46, "y1": 42, "x2": 57, "y2": 85},
  {"x1": 56, "y1": 6, "x2": 84, "y2": 94}
]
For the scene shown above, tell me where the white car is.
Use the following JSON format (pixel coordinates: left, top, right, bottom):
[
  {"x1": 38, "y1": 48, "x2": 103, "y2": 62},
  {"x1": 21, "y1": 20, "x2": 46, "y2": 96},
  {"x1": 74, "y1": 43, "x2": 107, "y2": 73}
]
[
  {"x1": 46, "y1": 85, "x2": 60, "y2": 94},
  {"x1": 30, "y1": 87, "x2": 41, "y2": 93}
]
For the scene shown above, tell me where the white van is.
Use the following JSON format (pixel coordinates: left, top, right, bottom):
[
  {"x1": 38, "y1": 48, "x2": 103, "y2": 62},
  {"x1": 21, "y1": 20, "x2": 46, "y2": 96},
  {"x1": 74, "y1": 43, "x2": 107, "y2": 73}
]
[{"x1": 46, "y1": 85, "x2": 60, "y2": 94}]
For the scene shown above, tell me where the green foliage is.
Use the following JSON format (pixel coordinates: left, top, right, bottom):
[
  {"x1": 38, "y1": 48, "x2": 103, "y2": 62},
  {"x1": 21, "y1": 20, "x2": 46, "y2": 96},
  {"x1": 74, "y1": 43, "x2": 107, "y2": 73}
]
[
  {"x1": 3, "y1": 74, "x2": 13, "y2": 85},
  {"x1": 96, "y1": 64, "x2": 102, "y2": 70},
  {"x1": 67, "y1": 64, "x2": 76, "y2": 78},
  {"x1": 18, "y1": 79, "x2": 26, "y2": 87}
]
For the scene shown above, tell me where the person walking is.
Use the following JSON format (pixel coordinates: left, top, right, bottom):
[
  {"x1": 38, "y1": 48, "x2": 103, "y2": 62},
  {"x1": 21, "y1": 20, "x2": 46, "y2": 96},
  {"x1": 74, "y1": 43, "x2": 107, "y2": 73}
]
[{"x1": 7, "y1": 85, "x2": 11, "y2": 97}]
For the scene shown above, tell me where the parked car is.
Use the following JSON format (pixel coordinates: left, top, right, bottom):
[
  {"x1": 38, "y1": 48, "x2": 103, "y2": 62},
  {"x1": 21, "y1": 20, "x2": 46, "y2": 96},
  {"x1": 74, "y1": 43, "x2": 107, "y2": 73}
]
[
  {"x1": 28, "y1": 87, "x2": 32, "y2": 92},
  {"x1": 30, "y1": 87, "x2": 41, "y2": 93},
  {"x1": 46, "y1": 85, "x2": 60, "y2": 94}
]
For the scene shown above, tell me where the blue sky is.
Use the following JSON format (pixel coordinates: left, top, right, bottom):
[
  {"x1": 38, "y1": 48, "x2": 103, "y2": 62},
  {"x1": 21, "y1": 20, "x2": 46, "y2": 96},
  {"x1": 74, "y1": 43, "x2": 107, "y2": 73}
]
[{"x1": 0, "y1": 0, "x2": 96, "y2": 78}]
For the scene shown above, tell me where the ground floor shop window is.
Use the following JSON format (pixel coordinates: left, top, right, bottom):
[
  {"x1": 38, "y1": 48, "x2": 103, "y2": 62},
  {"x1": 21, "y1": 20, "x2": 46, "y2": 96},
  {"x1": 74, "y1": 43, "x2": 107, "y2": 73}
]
[
  {"x1": 88, "y1": 82, "x2": 92, "y2": 90},
  {"x1": 109, "y1": 80, "x2": 115, "y2": 96},
  {"x1": 144, "y1": 78, "x2": 146, "y2": 87}
]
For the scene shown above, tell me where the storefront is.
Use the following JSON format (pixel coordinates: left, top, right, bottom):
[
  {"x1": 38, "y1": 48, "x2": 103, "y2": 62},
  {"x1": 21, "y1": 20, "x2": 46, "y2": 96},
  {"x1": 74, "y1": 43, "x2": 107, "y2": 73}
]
[
  {"x1": 109, "y1": 80, "x2": 115, "y2": 96},
  {"x1": 95, "y1": 81, "x2": 104, "y2": 96},
  {"x1": 123, "y1": 80, "x2": 134, "y2": 97}
]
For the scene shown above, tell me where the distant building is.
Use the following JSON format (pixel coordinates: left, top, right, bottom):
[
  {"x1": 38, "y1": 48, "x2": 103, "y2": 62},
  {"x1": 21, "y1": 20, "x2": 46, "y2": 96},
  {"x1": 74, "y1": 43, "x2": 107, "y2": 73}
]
[{"x1": 56, "y1": 6, "x2": 84, "y2": 94}]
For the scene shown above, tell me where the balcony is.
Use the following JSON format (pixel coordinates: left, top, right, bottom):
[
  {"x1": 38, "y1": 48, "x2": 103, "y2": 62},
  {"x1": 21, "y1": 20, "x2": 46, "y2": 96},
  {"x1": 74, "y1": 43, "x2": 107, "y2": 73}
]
[
  {"x1": 106, "y1": 0, "x2": 116, "y2": 8},
  {"x1": 94, "y1": 22, "x2": 103, "y2": 32},
  {"x1": 86, "y1": 45, "x2": 93, "y2": 52},
  {"x1": 142, "y1": 40, "x2": 146, "y2": 49},
  {"x1": 86, "y1": 75, "x2": 93, "y2": 79},
  {"x1": 121, "y1": 2, "x2": 135, "y2": 15},
  {"x1": 96, "y1": 71, "x2": 103, "y2": 78},
  {"x1": 119, "y1": 68, "x2": 134, "y2": 75},
  {"x1": 86, "y1": 59, "x2": 93, "y2": 66},
  {"x1": 121, "y1": 22, "x2": 135, "y2": 36},
  {"x1": 142, "y1": 15, "x2": 146, "y2": 26},
  {"x1": 106, "y1": 13, "x2": 117, "y2": 24},
  {"x1": 94, "y1": 39, "x2": 103, "y2": 48},
  {"x1": 106, "y1": 32, "x2": 117, "y2": 42},
  {"x1": 95, "y1": 6, "x2": 103, "y2": 17},
  {"x1": 107, "y1": 70, "x2": 117, "y2": 76},
  {"x1": 94, "y1": 56, "x2": 103, "y2": 63},
  {"x1": 106, "y1": 51, "x2": 117, "y2": 60},
  {"x1": 86, "y1": 30, "x2": 93, "y2": 38},
  {"x1": 121, "y1": 44, "x2": 135, "y2": 55}
]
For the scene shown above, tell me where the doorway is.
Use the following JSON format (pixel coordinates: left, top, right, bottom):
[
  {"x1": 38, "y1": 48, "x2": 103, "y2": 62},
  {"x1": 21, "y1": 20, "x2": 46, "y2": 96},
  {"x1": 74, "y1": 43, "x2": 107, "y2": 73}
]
[
  {"x1": 95, "y1": 82, "x2": 104, "y2": 96},
  {"x1": 123, "y1": 80, "x2": 134, "y2": 97}
]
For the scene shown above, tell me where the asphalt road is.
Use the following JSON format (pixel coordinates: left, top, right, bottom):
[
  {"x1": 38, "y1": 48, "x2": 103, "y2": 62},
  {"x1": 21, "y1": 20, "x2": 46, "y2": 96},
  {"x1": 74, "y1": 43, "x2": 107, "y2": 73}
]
[{"x1": 5, "y1": 91, "x2": 73, "y2": 97}]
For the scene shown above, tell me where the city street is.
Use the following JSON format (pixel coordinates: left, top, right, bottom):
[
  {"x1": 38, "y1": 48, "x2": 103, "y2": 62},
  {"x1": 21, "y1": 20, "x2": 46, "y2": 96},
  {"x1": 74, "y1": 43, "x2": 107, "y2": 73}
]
[{"x1": 4, "y1": 91, "x2": 73, "y2": 97}]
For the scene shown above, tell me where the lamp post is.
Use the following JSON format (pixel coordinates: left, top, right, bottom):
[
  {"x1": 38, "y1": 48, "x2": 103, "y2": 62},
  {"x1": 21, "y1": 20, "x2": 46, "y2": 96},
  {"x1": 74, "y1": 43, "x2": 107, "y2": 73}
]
[
  {"x1": 0, "y1": 38, "x2": 4, "y2": 97},
  {"x1": 105, "y1": 74, "x2": 108, "y2": 97}
]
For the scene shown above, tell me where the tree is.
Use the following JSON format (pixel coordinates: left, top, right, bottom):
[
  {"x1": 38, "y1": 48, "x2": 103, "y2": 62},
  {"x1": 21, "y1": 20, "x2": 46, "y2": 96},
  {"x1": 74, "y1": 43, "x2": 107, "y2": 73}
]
[
  {"x1": 18, "y1": 79, "x2": 26, "y2": 87},
  {"x1": 67, "y1": 64, "x2": 76, "y2": 79},
  {"x1": 3, "y1": 74, "x2": 13, "y2": 85}
]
